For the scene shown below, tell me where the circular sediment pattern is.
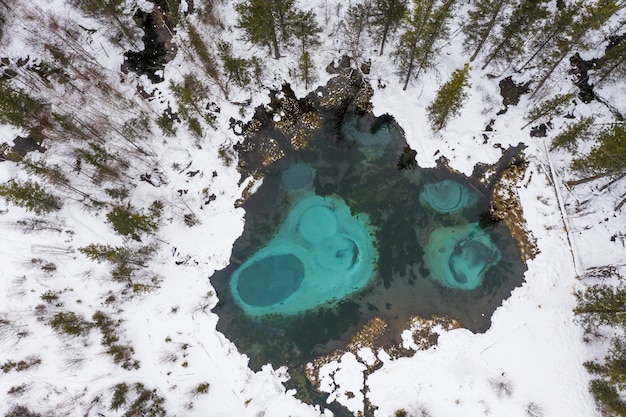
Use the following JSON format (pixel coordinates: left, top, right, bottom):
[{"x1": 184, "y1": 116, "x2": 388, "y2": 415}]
[
  {"x1": 298, "y1": 205, "x2": 338, "y2": 244},
  {"x1": 281, "y1": 162, "x2": 314, "y2": 193},
  {"x1": 424, "y1": 223, "x2": 501, "y2": 290},
  {"x1": 230, "y1": 193, "x2": 378, "y2": 317},
  {"x1": 236, "y1": 254, "x2": 305, "y2": 307},
  {"x1": 421, "y1": 179, "x2": 478, "y2": 214}
]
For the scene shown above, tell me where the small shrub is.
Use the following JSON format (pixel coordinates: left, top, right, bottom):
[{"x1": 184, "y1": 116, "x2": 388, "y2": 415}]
[
  {"x1": 93, "y1": 311, "x2": 139, "y2": 370},
  {"x1": 2, "y1": 356, "x2": 41, "y2": 373},
  {"x1": 106, "y1": 205, "x2": 158, "y2": 240},
  {"x1": 110, "y1": 383, "x2": 166, "y2": 417},
  {"x1": 188, "y1": 117, "x2": 202, "y2": 137},
  {"x1": 105, "y1": 187, "x2": 130, "y2": 200},
  {"x1": 49, "y1": 311, "x2": 90, "y2": 336},
  {"x1": 183, "y1": 213, "x2": 199, "y2": 227},
  {"x1": 40, "y1": 291, "x2": 59, "y2": 303},
  {"x1": 5, "y1": 404, "x2": 42, "y2": 417},
  {"x1": 40, "y1": 262, "x2": 57, "y2": 273},
  {"x1": 157, "y1": 113, "x2": 177, "y2": 136},
  {"x1": 526, "y1": 401, "x2": 544, "y2": 417},
  {"x1": 489, "y1": 374, "x2": 514, "y2": 398},
  {"x1": 217, "y1": 145, "x2": 235, "y2": 166},
  {"x1": 195, "y1": 382, "x2": 210, "y2": 395},
  {"x1": 111, "y1": 383, "x2": 129, "y2": 410},
  {"x1": 7, "y1": 384, "x2": 28, "y2": 395}
]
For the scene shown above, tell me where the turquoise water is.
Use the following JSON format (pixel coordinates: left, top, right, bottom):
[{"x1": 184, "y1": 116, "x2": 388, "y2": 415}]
[
  {"x1": 230, "y1": 193, "x2": 378, "y2": 317},
  {"x1": 421, "y1": 179, "x2": 479, "y2": 214},
  {"x1": 212, "y1": 109, "x2": 526, "y2": 370},
  {"x1": 425, "y1": 223, "x2": 501, "y2": 290}
]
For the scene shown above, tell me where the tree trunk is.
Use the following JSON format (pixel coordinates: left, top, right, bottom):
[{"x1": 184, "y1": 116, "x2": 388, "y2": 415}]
[
  {"x1": 615, "y1": 193, "x2": 626, "y2": 211},
  {"x1": 566, "y1": 171, "x2": 623, "y2": 187},
  {"x1": 516, "y1": 29, "x2": 559, "y2": 71},
  {"x1": 469, "y1": 3, "x2": 504, "y2": 62},
  {"x1": 402, "y1": 48, "x2": 416, "y2": 91},
  {"x1": 598, "y1": 56, "x2": 626, "y2": 83},
  {"x1": 481, "y1": 37, "x2": 506, "y2": 70},
  {"x1": 530, "y1": 50, "x2": 569, "y2": 98},
  {"x1": 379, "y1": 23, "x2": 390, "y2": 55},
  {"x1": 272, "y1": 33, "x2": 281, "y2": 59}
]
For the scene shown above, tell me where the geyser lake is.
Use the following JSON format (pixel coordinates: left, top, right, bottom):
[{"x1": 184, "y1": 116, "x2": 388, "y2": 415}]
[{"x1": 210, "y1": 103, "x2": 526, "y2": 371}]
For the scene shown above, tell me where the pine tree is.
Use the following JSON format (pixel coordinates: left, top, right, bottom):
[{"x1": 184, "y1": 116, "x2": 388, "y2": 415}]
[
  {"x1": 530, "y1": 0, "x2": 622, "y2": 96},
  {"x1": 106, "y1": 205, "x2": 159, "y2": 241},
  {"x1": 292, "y1": 10, "x2": 322, "y2": 54},
  {"x1": 521, "y1": 93, "x2": 574, "y2": 129},
  {"x1": 71, "y1": 0, "x2": 124, "y2": 16},
  {"x1": 576, "y1": 283, "x2": 626, "y2": 415},
  {"x1": 370, "y1": 0, "x2": 408, "y2": 55},
  {"x1": 343, "y1": 3, "x2": 371, "y2": 58},
  {"x1": 550, "y1": 116, "x2": 594, "y2": 152},
  {"x1": 462, "y1": 0, "x2": 511, "y2": 62},
  {"x1": 516, "y1": 1, "x2": 579, "y2": 72},
  {"x1": 427, "y1": 63, "x2": 471, "y2": 130},
  {"x1": 296, "y1": 51, "x2": 317, "y2": 89},
  {"x1": 595, "y1": 36, "x2": 626, "y2": 84},
  {"x1": 235, "y1": 0, "x2": 298, "y2": 59},
  {"x1": 218, "y1": 41, "x2": 253, "y2": 89},
  {"x1": 481, "y1": 0, "x2": 550, "y2": 70},
  {"x1": 394, "y1": 0, "x2": 457, "y2": 90},
  {"x1": 0, "y1": 80, "x2": 44, "y2": 131},
  {"x1": 187, "y1": 24, "x2": 222, "y2": 84},
  {"x1": 0, "y1": 180, "x2": 62, "y2": 214},
  {"x1": 575, "y1": 283, "x2": 626, "y2": 329},
  {"x1": 572, "y1": 123, "x2": 626, "y2": 176}
]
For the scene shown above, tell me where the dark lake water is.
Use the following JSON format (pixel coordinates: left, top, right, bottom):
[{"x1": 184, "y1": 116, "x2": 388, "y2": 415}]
[{"x1": 210, "y1": 105, "x2": 527, "y2": 371}]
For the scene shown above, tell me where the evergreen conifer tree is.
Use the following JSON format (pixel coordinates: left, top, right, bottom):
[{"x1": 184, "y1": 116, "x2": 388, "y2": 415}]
[
  {"x1": 576, "y1": 282, "x2": 626, "y2": 414},
  {"x1": 462, "y1": 0, "x2": 511, "y2": 62},
  {"x1": 0, "y1": 180, "x2": 62, "y2": 214},
  {"x1": 292, "y1": 10, "x2": 322, "y2": 54},
  {"x1": 550, "y1": 116, "x2": 594, "y2": 152},
  {"x1": 481, "y1": 0, "x2": 550, "y2": 70},
  {"x1": 343, "y1": 3, "x2": 371, "y2": 58},
  {"x1": 235, "y1": 0, "x2": 298, "y2": 59},
  {"x1": 572, "y1": 123, "x2": 626, "y2": 176},
  {"x1": 595, "y1": 35, "x2": 626, "y2": 84},
  {"x1": 575, "y1": 283, "x2": 626, "y2": 329},
  {"x1": 394, "y1": 0, "x2": 457, "y2": 90},
  {"x1": 71, "y1": 0, "x2": 124, "y2": 16},
  {"x1": 218, "y1": 41, "x2": 253, "y2": 89},
  {"x1": 521, "y1": 93, "x2": 574, "y2": 129},
  {"x1": 296, "y1": 51, "x2": 317, "y2": 89},
  {"x1": 530, "y1": 0, "x2": 622, "y2": 96},
  {"x1": 0, "y1": 80, "x2": 44, "y2": 132},
  {"x1": 370, "y1": 0, "x2": 408, "y2": 55},
  {"x1": 427, "y1": 63, "x2": 471, "y2": 130},
  {"x1": 516, "y1": 1, "x2": 579, "y2": 72}
]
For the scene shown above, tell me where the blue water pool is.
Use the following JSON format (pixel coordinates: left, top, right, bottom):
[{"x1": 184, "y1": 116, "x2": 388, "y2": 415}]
[
  {"x1": 212, "y1": 90, "x2": 526, "y2": 375},
  {"x1": 230, "y1": 193, "x2": 378, "y2": 317},
  {"x1": 421, "y1": 179, "x2": 479, "y2": 214},
  {"x1": 424, "y1": 223, "x2": 501, "y2": 290}
]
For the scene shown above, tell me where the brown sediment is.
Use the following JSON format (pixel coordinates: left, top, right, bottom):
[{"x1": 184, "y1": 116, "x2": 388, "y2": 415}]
[
  {"x1": 305, "y1": 315, "x2": 460, "y2": 417},
  {"x1": 306, "y1": 315, "x2": 459, "y2": 384},
  {"x1": 490, "y1": 159, "x2": 539, "y2": 261}
]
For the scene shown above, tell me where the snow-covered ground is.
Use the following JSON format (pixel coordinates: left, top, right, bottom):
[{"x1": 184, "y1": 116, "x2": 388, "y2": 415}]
[{"x1": 1, "y1": 0, "x2": 625, "y2": 416}]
